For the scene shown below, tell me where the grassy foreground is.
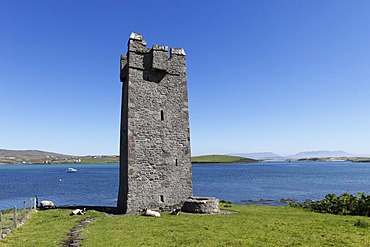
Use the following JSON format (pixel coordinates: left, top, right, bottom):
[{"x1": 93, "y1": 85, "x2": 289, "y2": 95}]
[
  {"x1": 1, "y1": 204, "x2": 370, "y2": 246},
  {"x1": 191, "y1": 155, "x2": 257, "y2": 164}
]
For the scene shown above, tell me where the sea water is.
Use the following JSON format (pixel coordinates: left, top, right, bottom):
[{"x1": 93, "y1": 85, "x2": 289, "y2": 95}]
[
  {"x1": 0, "y1": 163, "x2": 119, "y2": 210},
  {"x1": 193, "y1": 161, "x2": 370, "y2": 205},
  {"x1": 1, "y1": 162, "x2": 370, "y2": 210}
]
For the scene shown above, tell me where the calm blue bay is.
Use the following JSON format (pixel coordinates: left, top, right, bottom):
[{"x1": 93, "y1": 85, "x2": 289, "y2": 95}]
[{"x1": 1, "y1": 162, "x2": 370, "y2": 210}]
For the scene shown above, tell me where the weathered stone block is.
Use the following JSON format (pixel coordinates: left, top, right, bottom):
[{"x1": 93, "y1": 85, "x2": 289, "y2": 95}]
[{"x1": 181, "y1": 197, "x2": 220, "y2": 214}]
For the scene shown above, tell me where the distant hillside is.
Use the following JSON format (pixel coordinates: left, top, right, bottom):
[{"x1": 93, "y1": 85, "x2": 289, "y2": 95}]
[
  {"x1": 0, "y1": 149, "x2": 68, "y2": 159},
  {"x1": 0, "y1": 149, "x2": 118, "y2": 164},
  {"x1": 191, "y1": 155, "x2": 257, "y2": 164}
]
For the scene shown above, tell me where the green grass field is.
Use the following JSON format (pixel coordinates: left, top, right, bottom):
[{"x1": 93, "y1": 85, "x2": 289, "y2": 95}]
[
  {"x1": 191, "y1": 155, "x2": 257, "y2": 164},
  {"x1": 1, "y1": 204, "x2": 370, "y2": 246},
  {"x1": 78, "y1": 156, "x2": 119, "y2": 164},
  {"x1": 0, "y1": 208, "x2": 31, "y2": 230}
]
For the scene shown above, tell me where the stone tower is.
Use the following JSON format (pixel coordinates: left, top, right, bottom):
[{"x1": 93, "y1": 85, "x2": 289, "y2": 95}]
[{"x1": 117, "y1": 33, "x2": 192, "y2": 214}]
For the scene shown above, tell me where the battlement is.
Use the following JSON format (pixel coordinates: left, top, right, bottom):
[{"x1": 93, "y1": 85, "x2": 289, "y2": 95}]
[
  {"x1": 152, "y1": 44, "x2": 168, "y2": 52},
  {"x1": 170, "y1": 48, "x2": 186, "y2": 56},
  {"x1": 123, "y1": 32, "x2": 186, "y2": 78},
  {"x1": 129, "y1": 32, "x2": 143, "y2": 41},
  {"x1": 128, "y1": 32, "x2": 185, "y2": 54}
]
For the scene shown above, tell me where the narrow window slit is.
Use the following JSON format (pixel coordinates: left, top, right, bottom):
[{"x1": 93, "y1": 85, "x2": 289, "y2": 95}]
[
  {"x1": 161, "y1": 110, "x2": 164, "y2": 121},
  {"x1": 175, "y1": 159, "x2": 178, "y2": 166},
  {"x1": 160, "y1": 195, "x2": 164, "y2": 203}
]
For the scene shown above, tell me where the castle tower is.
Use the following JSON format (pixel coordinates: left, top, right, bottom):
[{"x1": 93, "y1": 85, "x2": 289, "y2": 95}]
[{"x1": 117, "y1": 33, "x2": 192, "y2": 214}]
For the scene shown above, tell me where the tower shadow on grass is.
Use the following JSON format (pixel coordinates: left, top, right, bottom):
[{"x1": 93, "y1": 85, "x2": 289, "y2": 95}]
[{"x1": 57, "y1": 205, "x2": 120, "y2": 215}]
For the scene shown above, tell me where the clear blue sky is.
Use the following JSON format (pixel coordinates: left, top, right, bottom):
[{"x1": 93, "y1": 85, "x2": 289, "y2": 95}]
[{"x1": 1, "y1": 0, "x2": 370, "y2": 156}]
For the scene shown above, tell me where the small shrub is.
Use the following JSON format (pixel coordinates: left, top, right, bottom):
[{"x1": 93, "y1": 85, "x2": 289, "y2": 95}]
[
  {"x1": 290, "y1": 192, "x2": 370, "y2": 217},
  {"x1": 220, "y1": 200, "x2": 233, "y2": 208},
  {"x1": 354, "y1": 219, "x2": 369, "y2": 228}
]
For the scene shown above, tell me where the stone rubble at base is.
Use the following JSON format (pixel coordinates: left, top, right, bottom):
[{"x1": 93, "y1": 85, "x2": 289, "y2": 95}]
[{"x1": 181, "y1": 196, "x2": 220, "y2": 214}]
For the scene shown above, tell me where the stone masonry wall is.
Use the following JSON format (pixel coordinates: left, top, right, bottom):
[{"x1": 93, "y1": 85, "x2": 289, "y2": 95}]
[{"x1": 117, "y1": 33, "x2": 192, "y2": 214}]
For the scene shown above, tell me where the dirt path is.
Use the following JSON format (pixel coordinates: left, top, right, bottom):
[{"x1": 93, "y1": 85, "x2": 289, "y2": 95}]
[{"x1": 61, "y1": 217, "x2": 92, "y2": 247}]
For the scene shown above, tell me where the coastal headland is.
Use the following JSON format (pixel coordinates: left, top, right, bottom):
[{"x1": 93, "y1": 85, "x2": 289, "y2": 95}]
[
  {"x1": 191, "y1": 155, "x2": 257, "y2": 164},
  {"x1": 0, "y1": 149, "x2": 119, "y2": 164}
]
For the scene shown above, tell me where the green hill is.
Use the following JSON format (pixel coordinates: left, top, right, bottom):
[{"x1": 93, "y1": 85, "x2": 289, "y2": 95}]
[{"x1": 191, "y1": 154, "x2": 257, "y2": 164}]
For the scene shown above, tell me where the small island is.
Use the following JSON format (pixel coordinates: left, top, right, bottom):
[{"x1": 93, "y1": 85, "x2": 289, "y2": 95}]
[{"x1": 191, "y1": 155, "x2": 258, "y2": 164}]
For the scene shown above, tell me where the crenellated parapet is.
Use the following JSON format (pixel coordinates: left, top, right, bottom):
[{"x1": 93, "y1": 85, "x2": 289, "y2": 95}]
[
  {"x1": 127, "y1": 32, "x2": 147, "y2": 53},
  {"x1": 121, "y1": 32, "x2": 186, "y2": 83},
  {"x1": 152, "y1": 45, "x2": 169, "y2": 71}
]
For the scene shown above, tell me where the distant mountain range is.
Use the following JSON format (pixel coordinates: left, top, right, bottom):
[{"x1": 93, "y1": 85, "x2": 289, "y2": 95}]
[
  {"x1": 229, "y1": 152, "x2": 283, "y2": 160},
  {"x1": 229, "y1": 150, "x2": 369, "y2": 160},
  {"x1": 288, "y1": 150, "x2": 356, "y2": 159}
]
